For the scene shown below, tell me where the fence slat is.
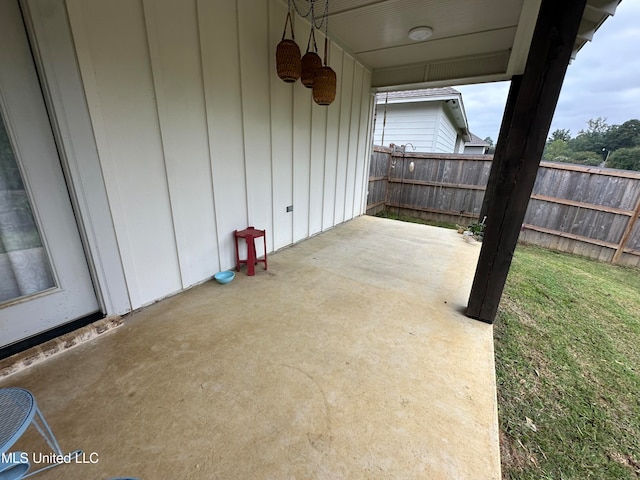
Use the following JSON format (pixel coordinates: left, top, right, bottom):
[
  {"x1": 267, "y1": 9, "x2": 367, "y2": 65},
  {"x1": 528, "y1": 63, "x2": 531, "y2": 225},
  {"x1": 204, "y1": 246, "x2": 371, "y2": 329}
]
[
  {"x1": 521, "y1": 223, "x2": 619, "y2": 249},
  {"x1": 388, "y1": 178, "x2": 486, "y2": 190},
  {"x1": 530, "y1": 194, "x2": 635, "y2": 216}
]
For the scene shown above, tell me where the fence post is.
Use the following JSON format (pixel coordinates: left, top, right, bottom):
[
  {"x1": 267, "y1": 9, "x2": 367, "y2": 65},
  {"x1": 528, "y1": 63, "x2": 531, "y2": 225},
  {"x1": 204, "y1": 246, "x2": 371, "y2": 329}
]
[
  {"x1": 384, "y1": 148, "x2": 396, "y2": 209},
  {"x1": 612, "y1": 190, "x2": 640, "y2": 264}
]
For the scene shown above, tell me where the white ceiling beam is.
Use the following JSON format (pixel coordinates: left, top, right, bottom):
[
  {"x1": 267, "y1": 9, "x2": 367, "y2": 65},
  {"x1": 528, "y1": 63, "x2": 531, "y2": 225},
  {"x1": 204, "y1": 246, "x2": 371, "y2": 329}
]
[
  {"x1": 506, "y1": 0, "x2": 541, "y2": 77},
  {"x1": 584, "y1": 1, "x2": 618, "y2": 17}
]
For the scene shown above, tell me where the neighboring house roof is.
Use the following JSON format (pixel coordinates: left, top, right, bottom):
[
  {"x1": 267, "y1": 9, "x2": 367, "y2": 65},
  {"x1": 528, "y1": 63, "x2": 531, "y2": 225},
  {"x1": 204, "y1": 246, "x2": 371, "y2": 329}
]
[
  {"x1": 376, "y1": 87, "x2": 471, "y2": 142},
  {"x1": 375, "y1": 87, "x2": 462, "y2": 103},
  {"x1": 465, "y1": 132, "x2": 490, "y2": 147}
]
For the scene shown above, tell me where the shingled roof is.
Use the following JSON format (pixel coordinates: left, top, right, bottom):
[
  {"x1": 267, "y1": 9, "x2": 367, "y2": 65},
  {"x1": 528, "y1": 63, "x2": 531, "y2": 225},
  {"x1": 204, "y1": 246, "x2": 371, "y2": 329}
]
[
  {"x1": 375, "y1": 87, "x2": 461, "y2": 102},
  {"x1": 466, "y1": 132, "x2": 490, "y2": 147}
]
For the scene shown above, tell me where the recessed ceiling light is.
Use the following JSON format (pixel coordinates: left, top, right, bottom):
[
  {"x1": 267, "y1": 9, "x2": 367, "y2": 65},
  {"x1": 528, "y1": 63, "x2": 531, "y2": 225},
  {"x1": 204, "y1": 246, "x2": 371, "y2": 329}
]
[{"x1": 408, "y1": 26, "x2": 433, "y2": 42}]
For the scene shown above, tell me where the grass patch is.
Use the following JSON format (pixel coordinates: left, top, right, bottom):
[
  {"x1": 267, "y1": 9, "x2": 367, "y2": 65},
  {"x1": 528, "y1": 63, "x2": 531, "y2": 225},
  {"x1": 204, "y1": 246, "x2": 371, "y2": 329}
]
[
  {"x1": 496, "y1": 244, "x2": 640, "y2": 479},
  {"x1": 374, "y1": 210, "x2": 458, "y2": 230}
]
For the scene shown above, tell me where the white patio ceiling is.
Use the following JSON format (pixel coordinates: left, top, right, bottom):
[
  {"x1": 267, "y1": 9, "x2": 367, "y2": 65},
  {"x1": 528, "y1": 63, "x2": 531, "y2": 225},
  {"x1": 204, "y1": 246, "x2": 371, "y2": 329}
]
[{"x1": 319, "y1": 0, "x2": 620, "y2": 90}]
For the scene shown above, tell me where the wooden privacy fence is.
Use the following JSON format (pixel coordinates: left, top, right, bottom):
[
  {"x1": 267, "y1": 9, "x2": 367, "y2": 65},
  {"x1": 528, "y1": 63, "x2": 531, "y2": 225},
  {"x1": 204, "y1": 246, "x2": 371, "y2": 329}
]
[
  {"x1": 366, "y1": 146, "x2": 492, "y2": 222},
  {"x1": 366, "y1": 146, "x2": 640, "y2": 267}
]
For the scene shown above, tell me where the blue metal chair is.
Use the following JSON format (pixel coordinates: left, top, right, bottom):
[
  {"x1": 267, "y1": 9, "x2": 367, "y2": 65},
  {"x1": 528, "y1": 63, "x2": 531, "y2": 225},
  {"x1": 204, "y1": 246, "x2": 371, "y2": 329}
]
[
  {"x1": 0, "y1": 388, "x2": 82, "y2": 479},
  {"x1": 0, "y1": 452, "x2": 30, "y2": 480}
]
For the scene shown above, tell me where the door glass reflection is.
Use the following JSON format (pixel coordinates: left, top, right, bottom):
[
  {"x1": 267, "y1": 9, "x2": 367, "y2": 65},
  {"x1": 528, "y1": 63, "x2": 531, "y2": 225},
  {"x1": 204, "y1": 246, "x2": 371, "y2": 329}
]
[{"x1": 0, "y1": 112, "x2": 55, "y2": 304}]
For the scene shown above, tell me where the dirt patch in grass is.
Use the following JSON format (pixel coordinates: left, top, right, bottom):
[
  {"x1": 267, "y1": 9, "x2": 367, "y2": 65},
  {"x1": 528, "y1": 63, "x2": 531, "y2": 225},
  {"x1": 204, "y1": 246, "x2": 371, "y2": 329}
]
[
  {"x1": 499, "y1": 429, "x2": 531, "y2": 474},
  {"x1": 608, "y1": 451, "x2": 640, "y2": 476}
]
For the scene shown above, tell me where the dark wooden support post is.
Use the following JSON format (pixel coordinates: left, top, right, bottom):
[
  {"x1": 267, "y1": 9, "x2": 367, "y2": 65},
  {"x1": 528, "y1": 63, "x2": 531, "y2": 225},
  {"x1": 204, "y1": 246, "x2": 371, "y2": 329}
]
[
  {"x1": 479, "y1": 75, "x2": 522, "y2": 220},
  {"x1": 466, "y1": 0, "x2": 588, "y2": 323}
]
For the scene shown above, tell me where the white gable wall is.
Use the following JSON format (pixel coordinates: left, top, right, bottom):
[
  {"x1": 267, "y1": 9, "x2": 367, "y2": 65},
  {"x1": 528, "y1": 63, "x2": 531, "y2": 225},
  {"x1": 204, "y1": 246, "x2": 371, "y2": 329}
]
[
  {"x1": 373, "y1": 102, "x2": 438, "y2": 152},
  {"x1": 434, "y1": 108, "x2": 459, "y2": 154},
  {"x1": 373, "y1": 101, "x2": 461, "y2": 153},
  {"x1": 464, "y1": 145, "x2": 489, "y2": 154},
  {"x1": 62, "y1": 0, "x2": 373, "y2": 310}
]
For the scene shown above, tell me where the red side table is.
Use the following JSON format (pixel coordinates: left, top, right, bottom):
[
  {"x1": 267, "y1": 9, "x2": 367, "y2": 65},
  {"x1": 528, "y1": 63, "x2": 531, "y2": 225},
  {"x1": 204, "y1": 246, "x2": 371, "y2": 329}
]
[{"x1": 234, "y1": 227, "x2": 267, "y2": 276}]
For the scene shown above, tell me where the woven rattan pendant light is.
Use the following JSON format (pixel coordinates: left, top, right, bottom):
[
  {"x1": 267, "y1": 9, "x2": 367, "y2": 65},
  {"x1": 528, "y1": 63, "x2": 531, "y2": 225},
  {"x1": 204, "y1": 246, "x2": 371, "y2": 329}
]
[
  {"x1": 276, "y1": 1, "x2": 337, "y2": 104},
  {"x1": 301, "y1": 27, "x2": 322, "y2": 88},
  {"x1": 313, "y1": 36, "x2": 336, "y2": 105},
  {"x1": 276, "y1": 9, "x2": 301, "y2": 82}
]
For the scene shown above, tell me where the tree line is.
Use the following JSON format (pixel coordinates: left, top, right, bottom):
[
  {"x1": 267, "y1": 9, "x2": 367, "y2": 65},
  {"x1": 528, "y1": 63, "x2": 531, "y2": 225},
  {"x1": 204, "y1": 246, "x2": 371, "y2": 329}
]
[{"x1": 542, "y1": 117, "x2": 640, "y2": 171}]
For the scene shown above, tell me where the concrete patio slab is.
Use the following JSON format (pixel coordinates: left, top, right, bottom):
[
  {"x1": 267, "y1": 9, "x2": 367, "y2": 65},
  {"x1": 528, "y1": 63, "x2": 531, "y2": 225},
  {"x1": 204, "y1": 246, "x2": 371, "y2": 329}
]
[{"x1": 0, "y1": 216, "x2": 500, "y2": 479}]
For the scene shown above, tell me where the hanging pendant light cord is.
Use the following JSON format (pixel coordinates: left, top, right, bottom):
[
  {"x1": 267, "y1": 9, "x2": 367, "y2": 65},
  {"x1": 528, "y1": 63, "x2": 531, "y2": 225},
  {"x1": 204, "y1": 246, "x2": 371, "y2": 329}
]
[
  {"x1": 282, "y1": 8, "x2": 295, "y2": 41},
  {"x1": 314, "y1": 0, "x2": 329, "y2": 31},
  {"x1": 306, "y1": 0, "x2": 318, "y2": 53},
  {"x1": 288, "y1": 1, "x2": 330, "y2": 63},
  {"x1": 306, "y1": 25, "x2": 318, "y2": 53},
  {"x1": 323, "y1": 0, "x2": 330, "y2": 66},
  {"x1": 291, "y1": 0, "x2": 313, "y2": 21},
  {"x1": 290, "y1": 1, "x2": 329, "y2": 31}
]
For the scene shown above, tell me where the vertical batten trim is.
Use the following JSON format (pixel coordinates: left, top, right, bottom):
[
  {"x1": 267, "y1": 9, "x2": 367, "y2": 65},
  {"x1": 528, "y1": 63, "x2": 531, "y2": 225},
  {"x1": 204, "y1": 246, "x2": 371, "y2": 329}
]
[
  {"x1": 359, "y1": 90, "x2": 374, "y2": 215},
  {"x1": 332, "y1": 51, "x2": 346, "y2": 225},
  {"x1": 291, "y1": 13, "x2": 297, "y2": 241},
  {"x1": 292, "y1": 101, "x2": 297, "y2": 239},
  {"x1": 21, "y1": 0, "x2": 131, "y2": 314},
  {"x1": 235, "y1": 0, "x2": 250, "y2": 227},
  {"x1": 329, "y1": 48, "x2": 344, "y2": 229},
  {"x1": 361, "y1": 91, "x2": 375, "y2": 214},
  {"x1": 308, "y1": 97, "x2": 313, "y2": 237},
  {"x1": 350, "y1": 65, "x2": 364, "y2": 218},
  {"x1": 267, "y1": 0, "x2": 276, "y2": 252},
  {"x1": 343, "y1": 59, "x2": 356, "y2": 218},
  {"x1": 141, "y1": 0, "x2": 184, "y2": 288},
  {"x1": 290, "y1": 60, "x2": 295, "y2": 244},
  {"x1": 65, "y1": 0, "x2": 143, "y2": 306},
  {"x1": 196, "y1": 0, "x2": 223, "y2": 270},
  {"x1": 359, "y1": 77, "x2": 375, "y2": 215},
  {"x1": 354, "y1": 70, "x2": 367, "y2": 216},
  {"x1": 321, "y1": 70, "x2": 330, "y2": 230}
]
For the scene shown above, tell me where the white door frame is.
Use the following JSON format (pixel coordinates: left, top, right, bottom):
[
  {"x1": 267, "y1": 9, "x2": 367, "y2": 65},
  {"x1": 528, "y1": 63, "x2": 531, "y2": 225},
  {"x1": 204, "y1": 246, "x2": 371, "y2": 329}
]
[{"x1": 21, "y1": 0, "x2": 131, "y2": 316}]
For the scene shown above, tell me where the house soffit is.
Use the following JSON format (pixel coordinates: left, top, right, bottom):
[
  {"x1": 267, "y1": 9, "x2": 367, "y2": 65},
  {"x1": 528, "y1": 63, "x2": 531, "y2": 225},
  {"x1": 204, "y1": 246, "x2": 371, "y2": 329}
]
[{"x1": 288, "y1": 0, "x2": 621, "y2": 90}]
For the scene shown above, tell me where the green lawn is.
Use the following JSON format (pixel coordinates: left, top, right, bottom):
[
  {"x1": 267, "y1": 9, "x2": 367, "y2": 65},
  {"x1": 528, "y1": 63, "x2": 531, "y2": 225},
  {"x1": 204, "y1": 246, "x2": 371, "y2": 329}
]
[
  {"x1": 374, "y1": 210, "x2": 458, "y2": 230},
  {"x1": 496, "y1": 245, "x2": 640, "y2": 479}
]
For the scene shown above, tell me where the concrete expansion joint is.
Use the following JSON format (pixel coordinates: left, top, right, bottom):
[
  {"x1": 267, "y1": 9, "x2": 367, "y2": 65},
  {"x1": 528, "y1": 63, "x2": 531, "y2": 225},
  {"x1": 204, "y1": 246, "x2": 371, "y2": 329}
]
[{"x1": 0, "y1": 315, "x2": 123, "y2": 378}]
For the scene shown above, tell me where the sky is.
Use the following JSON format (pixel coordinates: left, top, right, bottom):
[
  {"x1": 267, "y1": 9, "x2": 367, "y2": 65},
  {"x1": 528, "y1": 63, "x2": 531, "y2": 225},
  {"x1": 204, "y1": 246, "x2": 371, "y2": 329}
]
[{"x1": 456, "y1": 0, "x2": 640, "y2": 143}]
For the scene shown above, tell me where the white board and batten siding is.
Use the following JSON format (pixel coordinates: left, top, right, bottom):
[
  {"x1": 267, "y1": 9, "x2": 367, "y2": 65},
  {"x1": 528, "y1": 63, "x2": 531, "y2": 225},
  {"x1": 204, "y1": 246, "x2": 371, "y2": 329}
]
[
  {"x1": 373, "y1": 102, "x2": 439, "y2": 152},
  {"x1": 373, "y1": 101, "x2": 460, "y2": 153},
  {"x1": 65, "y1": 0, "x2": 373, "y2": 310}
]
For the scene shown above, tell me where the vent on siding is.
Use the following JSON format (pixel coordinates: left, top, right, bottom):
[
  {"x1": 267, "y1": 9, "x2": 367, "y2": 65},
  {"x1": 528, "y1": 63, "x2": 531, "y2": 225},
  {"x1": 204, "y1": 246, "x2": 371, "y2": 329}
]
[{"x1": 427, "y1": 52, "x2": 510, "y2": 82}]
